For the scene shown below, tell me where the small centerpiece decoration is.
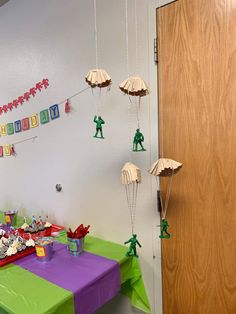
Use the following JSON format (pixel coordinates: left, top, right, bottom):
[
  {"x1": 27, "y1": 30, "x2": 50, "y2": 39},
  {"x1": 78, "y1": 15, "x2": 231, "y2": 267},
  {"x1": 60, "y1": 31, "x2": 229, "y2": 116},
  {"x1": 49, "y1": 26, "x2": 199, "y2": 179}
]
[{"x1": 67, "y1": 224, "x2": 90, "y2": 256}]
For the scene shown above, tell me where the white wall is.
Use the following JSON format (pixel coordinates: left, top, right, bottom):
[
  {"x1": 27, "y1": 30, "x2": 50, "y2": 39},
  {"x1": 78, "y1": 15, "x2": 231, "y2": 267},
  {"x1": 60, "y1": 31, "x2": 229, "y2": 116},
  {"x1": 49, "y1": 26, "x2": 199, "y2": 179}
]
[
  {"x1": 157, "y1": 0, "x2": 177, "y2": 7},
  {"x1": 0, "y1": 1, "x2": 161, "y2": 313}
]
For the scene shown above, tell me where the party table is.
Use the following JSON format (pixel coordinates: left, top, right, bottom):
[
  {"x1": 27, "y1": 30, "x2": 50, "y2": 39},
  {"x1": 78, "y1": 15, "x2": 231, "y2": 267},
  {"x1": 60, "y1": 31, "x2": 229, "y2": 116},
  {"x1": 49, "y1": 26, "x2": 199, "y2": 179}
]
[{"x1": 0, "y1": 223, "x2": 150, "y2": 313}]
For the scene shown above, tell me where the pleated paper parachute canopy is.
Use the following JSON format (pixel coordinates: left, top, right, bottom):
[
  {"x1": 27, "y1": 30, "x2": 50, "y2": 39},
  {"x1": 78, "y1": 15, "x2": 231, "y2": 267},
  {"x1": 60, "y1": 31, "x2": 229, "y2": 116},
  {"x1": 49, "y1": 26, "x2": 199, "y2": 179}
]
[
  {"x1": 121, "y1": 162, "x2": 141, "y2": 185},
  {"x1": 119, "y1": 76, "x2": 149, "y2": 97},
  {"x1": 149, "y1": 158, "x2": 182, "y2": 177},
  {"x1": 85, "y1": 69, "x2": 112, "y2": 88}
]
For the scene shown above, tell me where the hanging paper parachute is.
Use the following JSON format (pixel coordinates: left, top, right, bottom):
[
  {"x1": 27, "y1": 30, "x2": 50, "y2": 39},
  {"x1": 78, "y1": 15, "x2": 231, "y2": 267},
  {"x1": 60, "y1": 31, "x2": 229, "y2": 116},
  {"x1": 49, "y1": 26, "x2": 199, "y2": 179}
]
[
  {"x1": 121, "y1": 162, "x2": 141, "y2": 185},
  {"x1": 85, "y1": 69, "x2": 111, "y2": 139},
  {"x1": 85, "y1": 69, "x2": 112, "y2": 88},
  {"x1": 119, "y1": 76, "x2": 149, "y2": 152},
  {"x1": 121, "y1": 162, "x2": 142, "y2": 255},
  {"x1": 149, "y1": 158, "x2": 182, "y2": 177},
  {"x1": 149, "y1": 158, "x2": 182, "y2": 239},
  {"x1": 119, "y1": 76, "x2": 149, "y2": 97}
]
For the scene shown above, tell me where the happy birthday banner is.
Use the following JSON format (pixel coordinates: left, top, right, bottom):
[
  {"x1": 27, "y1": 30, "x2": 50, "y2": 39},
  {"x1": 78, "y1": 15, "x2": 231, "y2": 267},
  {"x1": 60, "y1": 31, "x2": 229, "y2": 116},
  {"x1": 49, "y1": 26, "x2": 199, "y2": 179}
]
[
  {"x1": 0, "y1": 84, "x2": 91, "y2": 158},
  {"x1": 0, "y1": 104, "x2": 60, "y2": 157},
  {"x1": 0, "y1": 79, "x2": 49, "y2": 115}
]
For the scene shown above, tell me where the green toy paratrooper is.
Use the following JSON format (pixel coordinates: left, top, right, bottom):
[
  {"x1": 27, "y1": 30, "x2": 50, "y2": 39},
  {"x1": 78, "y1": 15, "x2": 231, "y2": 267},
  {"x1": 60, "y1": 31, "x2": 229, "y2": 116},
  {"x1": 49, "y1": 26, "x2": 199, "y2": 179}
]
[
  {"x1": 93, "y1": 115, "x2": 105, "y2": 139},
  {"x1": 133, "y1": 128, "x2": 146, "y2": 152},
  {"x1": 159, "y1": 218, "x2": 170, "y2": 239},
  {"x1": 124, "y1": 234, "x2": 142, "y2": 258}
]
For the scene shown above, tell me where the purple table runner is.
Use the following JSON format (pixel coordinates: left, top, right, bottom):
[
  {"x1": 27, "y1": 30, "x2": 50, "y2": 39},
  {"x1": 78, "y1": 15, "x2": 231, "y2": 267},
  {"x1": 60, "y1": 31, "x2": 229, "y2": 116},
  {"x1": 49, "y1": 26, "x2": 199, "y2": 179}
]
[{"x1": 15, "y1": 242, "x2": 120, "y2": 314}]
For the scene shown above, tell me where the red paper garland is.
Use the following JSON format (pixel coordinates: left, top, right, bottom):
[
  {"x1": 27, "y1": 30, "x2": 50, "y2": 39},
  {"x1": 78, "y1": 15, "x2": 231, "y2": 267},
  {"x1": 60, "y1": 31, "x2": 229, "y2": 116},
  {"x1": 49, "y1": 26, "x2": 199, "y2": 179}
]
[{"x1": 0, "y1": 78, "x2": 49, "y2": 115}]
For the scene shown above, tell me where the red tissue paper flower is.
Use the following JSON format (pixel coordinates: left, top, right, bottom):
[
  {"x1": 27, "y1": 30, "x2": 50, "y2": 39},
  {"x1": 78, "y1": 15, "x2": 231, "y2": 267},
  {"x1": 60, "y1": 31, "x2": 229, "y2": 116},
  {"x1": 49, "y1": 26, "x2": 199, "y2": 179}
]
[{"x1": 0, "y1": 107, "x2": 2, "y2": 115}]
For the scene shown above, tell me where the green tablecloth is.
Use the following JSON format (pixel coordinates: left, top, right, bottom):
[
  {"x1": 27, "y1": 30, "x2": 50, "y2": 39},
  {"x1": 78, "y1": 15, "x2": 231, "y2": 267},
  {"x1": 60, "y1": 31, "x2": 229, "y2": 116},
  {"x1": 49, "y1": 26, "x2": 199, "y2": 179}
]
[
  {"x1": 0, "y1": 263, "x2": 74, "y2": 314},
  {"x1": 0, "y1": 213, "x2": 150, "y2": 313}
]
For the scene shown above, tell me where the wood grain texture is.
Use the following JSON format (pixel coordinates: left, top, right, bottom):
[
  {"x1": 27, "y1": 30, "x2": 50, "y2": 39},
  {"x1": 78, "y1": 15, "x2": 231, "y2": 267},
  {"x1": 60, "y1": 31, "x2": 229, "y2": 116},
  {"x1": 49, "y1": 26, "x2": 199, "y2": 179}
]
[{"x1": 157, "y1": 0, "x2": 236, "y2": 313}]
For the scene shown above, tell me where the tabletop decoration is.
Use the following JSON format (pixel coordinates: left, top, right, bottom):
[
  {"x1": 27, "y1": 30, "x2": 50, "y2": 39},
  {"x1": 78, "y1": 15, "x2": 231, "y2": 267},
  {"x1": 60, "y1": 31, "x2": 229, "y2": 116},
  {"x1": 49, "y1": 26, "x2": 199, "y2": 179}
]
[
  {"x1": 21, "y1": 215, "x2": 52, "y2": 236},
  {"x1": 0, "y1": 229, "x2": 35, "y2": 262},
  {"x1": 2, "y1": 209, "x2": 18, "y2": 226},
  {"x1": 35, "y1": 237, "x2": 54, "y2": 262},
  {"x1": 0, "y1": 217, "x2": 150, "y2": 313},
  {"x1": 67, "y1": 224, "x2": 90, "y2": 256}
]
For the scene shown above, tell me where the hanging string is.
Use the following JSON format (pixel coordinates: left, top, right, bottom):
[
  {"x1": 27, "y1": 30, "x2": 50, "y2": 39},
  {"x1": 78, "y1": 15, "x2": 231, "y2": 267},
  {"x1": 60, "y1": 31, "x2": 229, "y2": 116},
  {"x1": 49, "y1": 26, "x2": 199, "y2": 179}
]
[
  {"x1": 127, "y1": 96, "x2": 133, "y2": 160},
  {"x1": 98, "y1": 87, "x2": 102, "y2": 115},
  {"x1": 13, "y1": 136, "x2": 38, "y2": 146},
  {"x1": 91, "y1": 87, "x2": 99, "y2": 116},
  {"x1": 57, "y1": 86, "x2": 90, "y2": 106},
  {"x1": 93, "y1": 0, "x2": 98, "y2": 69},
  {"x1": 125, "y1": 0, "x2": 130, "y2": 77},
  {"x1": 135, "y1": 96, "x2": 141, "y2": 129},
  {"x1": 125, "y1": 184, "x2": 132, "y2": 233},
  {"x1": 125, "y1": 0, "x2": 132, "y2": 160},
  {"x1": 124, "y1": 171, "x2": 138, "y2": 235},
  {"x1": 92, "y1": 0, "x2": 103, "y2": 117},
  {"x1": 134, "y1": 0, "x2": 138, "y2": 74},
  {"x1": 2, "y1": 136, "x2": 38, "y2": 154},
  {"x1": 128, "y1": 95, "x2": 141, "y2": 129},
  {"x1": 159, "y1": 168, "x2": 175, "y2": 219},
  {"x1": 125, "y1": 183, "x2": 138, "y2": 234},
  {"x1": 132, "y1": 182, "x2": 138, "y2": 234},
  {"x1": 134, "y1": 1, "x2": 141, "y2": 131}
]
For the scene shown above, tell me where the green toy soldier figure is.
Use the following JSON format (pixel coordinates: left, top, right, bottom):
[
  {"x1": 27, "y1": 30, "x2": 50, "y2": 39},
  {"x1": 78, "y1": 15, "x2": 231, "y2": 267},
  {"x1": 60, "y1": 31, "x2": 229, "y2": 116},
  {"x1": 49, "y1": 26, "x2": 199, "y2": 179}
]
[
  {"x1": 133, "y1": 128, "x2": 146, "y2": 152},
  {"x1": 93, "y1": 115, "x2": 105, "y2": 139},
  {"x1": 159, "y1": 218, "x2": 170, "y2": 239},
  {"x1": 124, "y1": 234, "x2": 142, "y2": 258}
]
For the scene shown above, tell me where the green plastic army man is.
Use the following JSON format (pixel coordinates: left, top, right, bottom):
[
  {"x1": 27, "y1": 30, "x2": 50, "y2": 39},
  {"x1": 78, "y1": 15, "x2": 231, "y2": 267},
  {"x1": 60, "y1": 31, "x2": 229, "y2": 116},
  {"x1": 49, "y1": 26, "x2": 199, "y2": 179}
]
[
  {"x1": 93, "y1": 115, "x2": 105, "y2": 139},
  {"x1": 133, "y1": 128, "x2": 146, "y2": 151},
  {"x1": 124, "y1": 234, "x2": 142, "y2": 258},
  {"x1": 159, "y1": 218, "x2": 170, "y2": 239}
]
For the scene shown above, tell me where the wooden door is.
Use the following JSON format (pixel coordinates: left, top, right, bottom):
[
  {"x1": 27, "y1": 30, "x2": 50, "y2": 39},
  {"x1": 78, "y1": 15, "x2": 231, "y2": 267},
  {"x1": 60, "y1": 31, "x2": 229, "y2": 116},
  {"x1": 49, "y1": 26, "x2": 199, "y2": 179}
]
[{"x1": 157, "y1": 0, "x2": 236, "y2": 313}]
